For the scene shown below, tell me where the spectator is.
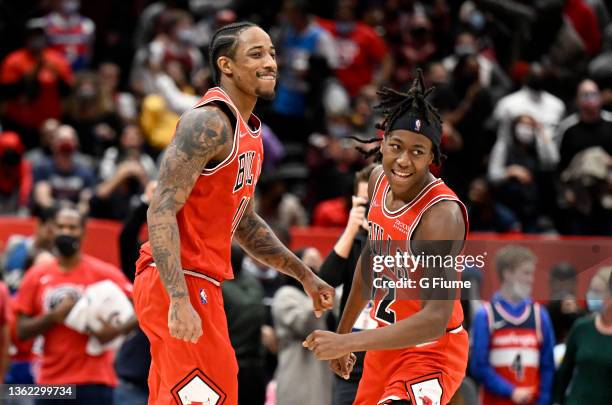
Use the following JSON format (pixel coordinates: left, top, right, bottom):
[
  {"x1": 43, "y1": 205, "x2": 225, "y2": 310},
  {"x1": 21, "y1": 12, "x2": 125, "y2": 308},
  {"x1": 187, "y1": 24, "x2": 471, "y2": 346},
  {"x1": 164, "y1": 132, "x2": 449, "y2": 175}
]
[
  {"x1": 493, "y1": 64, "x2": 565, "y2": 145},
  {"x1": 545, "y1": 263, "x2": 585, "y2": 365},
  {"x1": 255, "y1": 173, "x2": 308, "y2": 229},
  {"x1": 271, "y1": 247, "x2": 332, "y2": 405},
  {"x1": 0, "y1": 132, "x2": 32, "y2": 215},
  {"x1": 15, "y1": 206, "x2": 136, "y2": 405},
  {"x1": 563, "y1": 0, "x2": 601, "y2": 56},
  {"x1": 98, "y1": 62, "x2": 138, "y2": 125},
  {"x1": 488, "y1": 115, "x2": 559, "y2": 232},
  {"x1": 317, "y1": 0, "x2": 393, "y2": 97},
  {"x1": 1, "y1": 206, "x2": 57, "y2": 294},
  {"x1": 267, "y1": 0, "x2": 338, "y2": 142},
  {"x1": 24, "y1": 118, "x2": 60, "y2": 169},
  {"x1": 63, "y1": 72, "x2": 123, "y2": 158},
  {"x1": 0, "y1": 20, "x2": 73, "y2": 149},
  {"x1": 553, "y1": 267, "x2": 612, "y2": 405},
  {"x1": 223, "y1": 244, "x2": 266, "y2": 405},
  {"x1": 39, "y1": 0, "x2": 95, "y2": 71},
  {"x1": 32, "y1": 125, "x2": 95, "y2": 215},
  {"x1": 471, "y1": 245, "x2": 555, "y2": 405},
  {"x1": 91, "y1": 125, "x2": 157, "y2": 219},
  {"x1": 556, "y1": 79, "x2": 612, "y2": 172},
  {"x1": 113, "y1": 182, "x2": 156, "y2": 405},
  {"x1": 318, "y1": 163, "x2": 376, "y2": 405},
  {"x1": 466, "y1": 177, "x2": 521, "y2": 233},
  {"x1": 442, "y1": 31, "x2": 511, "y2": 102}
]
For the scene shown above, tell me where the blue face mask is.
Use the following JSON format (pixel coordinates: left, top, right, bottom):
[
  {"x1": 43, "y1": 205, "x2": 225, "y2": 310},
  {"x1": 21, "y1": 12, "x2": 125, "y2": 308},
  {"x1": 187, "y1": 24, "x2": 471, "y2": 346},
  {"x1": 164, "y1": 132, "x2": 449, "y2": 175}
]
[{"x1": 587, "y1": 291, "x2": 603, "y2": 313}]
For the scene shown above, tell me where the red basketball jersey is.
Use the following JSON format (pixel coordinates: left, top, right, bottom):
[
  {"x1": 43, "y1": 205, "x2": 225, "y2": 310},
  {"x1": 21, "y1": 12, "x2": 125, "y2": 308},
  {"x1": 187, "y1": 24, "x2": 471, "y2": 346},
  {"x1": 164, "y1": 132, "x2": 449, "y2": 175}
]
[
  {"x1": 140, "y1": 87, "x2": 263, "y2": 281},
  {"x1": 367, "y1": 171, "x2": 468, "y2": 331}
]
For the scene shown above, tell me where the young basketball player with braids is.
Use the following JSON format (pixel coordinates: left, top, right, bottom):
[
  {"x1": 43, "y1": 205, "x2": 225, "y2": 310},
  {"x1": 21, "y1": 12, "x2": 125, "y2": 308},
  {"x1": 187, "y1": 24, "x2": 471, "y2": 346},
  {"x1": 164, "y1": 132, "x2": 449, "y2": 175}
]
[
  {"x1": 134, "y1": 22, "x2": 334, "y2": 405},
  {"x1": 305, "y1": 71, "x2": 469, "y2": 405}
]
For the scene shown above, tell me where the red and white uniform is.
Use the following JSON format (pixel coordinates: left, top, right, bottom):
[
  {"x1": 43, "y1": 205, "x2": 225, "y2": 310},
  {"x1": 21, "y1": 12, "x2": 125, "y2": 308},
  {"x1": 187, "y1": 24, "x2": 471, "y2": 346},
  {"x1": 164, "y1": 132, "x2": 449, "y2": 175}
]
[
  {"x1": 482, "y1": 301, "x2": 544, "y2": 405},
  {"x1": 134, "y1": 87, "x2": 263, "y2": 405},
  {"x1": 354, "y1": 172, "x2": 469, "y2": 405}
]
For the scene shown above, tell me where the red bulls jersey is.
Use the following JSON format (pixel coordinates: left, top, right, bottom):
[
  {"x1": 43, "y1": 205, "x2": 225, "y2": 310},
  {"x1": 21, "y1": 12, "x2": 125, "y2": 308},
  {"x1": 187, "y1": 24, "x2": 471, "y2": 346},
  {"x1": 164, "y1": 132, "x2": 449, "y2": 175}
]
[
  {"x1": 140, "y1": 87, "x2": 263, "y2": 281},
  {"x1": 367, "y1": 171, "x2": 468, "y2": 331},
  {"x1": 483, "y1": 301, "x2": 543, "y2": 405}
]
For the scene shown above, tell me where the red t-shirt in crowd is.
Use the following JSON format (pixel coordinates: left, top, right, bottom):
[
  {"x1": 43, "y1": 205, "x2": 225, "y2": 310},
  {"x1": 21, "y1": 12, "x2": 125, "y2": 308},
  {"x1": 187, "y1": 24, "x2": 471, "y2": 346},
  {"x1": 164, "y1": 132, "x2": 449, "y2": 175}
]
[
  {"x1": 312, "y1": 197, "x2": 349, "y2": 227},
  {"x1": 15, "y1": 254, "x2": 132, "y2": 386},
  {"x1": 317, "y1": 18, "x2": 388, "y2": 96},
  {"x1": 0, "y1": 48, "x2": 72, "y2": 130}
]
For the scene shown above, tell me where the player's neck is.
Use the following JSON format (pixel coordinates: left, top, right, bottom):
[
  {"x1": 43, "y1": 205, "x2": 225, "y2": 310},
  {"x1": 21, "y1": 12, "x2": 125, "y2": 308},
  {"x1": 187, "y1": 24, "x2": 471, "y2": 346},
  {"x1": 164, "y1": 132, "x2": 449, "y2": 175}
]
[
  {"x1": 391, "y1": 172, "x2": 434, "y2": 204},
  {"x1": 219, "y1": 83, "x2": 256, "y2": 123}
]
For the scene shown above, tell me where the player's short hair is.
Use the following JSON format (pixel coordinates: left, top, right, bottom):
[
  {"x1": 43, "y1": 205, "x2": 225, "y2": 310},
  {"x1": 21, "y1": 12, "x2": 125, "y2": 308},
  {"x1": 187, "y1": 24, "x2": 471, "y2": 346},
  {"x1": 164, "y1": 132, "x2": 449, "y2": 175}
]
[
  {"x1": 209, "y1": 21, "x2": 258, "y2": 85},
  {"x1": 495, "y1": 245, "x2": 536, "y2": 282},
  {"x1": 351, "y1": 69, "x2": 443, "y2": 164},
  {"x1": 54, "y1": 202, "x2": 87, "y2": 227}
]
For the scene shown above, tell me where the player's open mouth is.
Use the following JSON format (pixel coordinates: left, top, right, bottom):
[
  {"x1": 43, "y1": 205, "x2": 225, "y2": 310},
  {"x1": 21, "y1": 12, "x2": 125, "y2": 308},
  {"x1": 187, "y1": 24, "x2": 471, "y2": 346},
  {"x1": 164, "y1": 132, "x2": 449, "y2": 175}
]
[{"x1": 391, "y1": 169, "x2": 413, "y2": 181}]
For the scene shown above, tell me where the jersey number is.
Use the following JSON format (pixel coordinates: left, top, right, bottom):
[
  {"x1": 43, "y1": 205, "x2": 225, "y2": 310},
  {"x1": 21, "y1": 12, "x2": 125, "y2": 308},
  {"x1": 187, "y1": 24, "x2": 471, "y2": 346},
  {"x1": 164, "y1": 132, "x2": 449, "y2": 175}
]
[
  {"x1": 511, "y1": 353, "x2": 524, "y2": 381},
  {"x1": 374, "y1": 275, "x2": 396, "y2": 325}
]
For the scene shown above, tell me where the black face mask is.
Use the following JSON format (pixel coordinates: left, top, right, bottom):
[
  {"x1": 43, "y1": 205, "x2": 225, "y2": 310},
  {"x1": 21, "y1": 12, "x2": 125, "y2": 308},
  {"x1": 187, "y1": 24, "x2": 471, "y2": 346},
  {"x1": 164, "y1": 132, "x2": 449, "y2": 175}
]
[
  {"x1": 1, "y1": 149, "x2": 21, "y2": 166},
  {"x1": 55, "y1": 234, "x2": 80, "y2": 257}
]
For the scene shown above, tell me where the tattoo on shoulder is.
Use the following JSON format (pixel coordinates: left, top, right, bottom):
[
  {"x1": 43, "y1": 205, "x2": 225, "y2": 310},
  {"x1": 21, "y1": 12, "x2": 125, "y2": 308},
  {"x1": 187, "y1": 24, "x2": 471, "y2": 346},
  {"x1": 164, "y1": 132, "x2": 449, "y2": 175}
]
[{"x1": 151, "y1": 107, "x2": 232, "y2": 215}]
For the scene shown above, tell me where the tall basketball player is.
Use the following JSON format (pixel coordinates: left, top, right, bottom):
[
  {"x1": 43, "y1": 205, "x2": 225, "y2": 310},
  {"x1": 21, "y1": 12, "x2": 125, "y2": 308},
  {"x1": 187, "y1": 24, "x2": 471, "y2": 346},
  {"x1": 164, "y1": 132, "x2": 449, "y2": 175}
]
[
  {"x1": 133, "y1": 22, "x2": 334, "y2": 405},
  {"x1": 304, "y1": 71, "x2": 469, "y2": 405}
]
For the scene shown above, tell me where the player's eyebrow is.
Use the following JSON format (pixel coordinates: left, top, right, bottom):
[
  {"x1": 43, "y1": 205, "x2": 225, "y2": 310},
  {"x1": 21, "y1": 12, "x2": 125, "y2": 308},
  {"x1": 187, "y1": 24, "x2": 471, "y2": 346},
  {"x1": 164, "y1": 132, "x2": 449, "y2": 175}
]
[{"x1": 247, "y1": 45, "x2": 276, "y2": 52}]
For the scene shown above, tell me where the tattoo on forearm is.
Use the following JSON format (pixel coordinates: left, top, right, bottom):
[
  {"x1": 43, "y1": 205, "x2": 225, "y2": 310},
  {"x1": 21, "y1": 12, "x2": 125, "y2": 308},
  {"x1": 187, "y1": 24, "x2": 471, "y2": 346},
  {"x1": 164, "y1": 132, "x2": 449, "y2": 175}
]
[
  {"x1": 148, "y1": 107, "x2": 231, "y2": 299},
  {"x1": 234, "y1": 211, "x2": 306, "y2": 281}
]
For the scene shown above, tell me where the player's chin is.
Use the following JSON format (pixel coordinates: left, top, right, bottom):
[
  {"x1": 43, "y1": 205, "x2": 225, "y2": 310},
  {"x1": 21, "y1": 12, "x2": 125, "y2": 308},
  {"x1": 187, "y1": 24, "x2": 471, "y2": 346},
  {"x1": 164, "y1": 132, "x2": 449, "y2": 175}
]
[{"x1": 256, "y1": 86, "x2": 276, "y2": 101}]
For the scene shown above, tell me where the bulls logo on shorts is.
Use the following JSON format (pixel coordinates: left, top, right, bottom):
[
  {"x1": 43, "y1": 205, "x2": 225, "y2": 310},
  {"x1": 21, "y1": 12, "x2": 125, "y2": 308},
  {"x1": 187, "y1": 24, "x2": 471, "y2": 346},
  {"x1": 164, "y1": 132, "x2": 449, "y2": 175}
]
[{"x1": 171, "y1": 369, "x2": 227, "y2": 405}]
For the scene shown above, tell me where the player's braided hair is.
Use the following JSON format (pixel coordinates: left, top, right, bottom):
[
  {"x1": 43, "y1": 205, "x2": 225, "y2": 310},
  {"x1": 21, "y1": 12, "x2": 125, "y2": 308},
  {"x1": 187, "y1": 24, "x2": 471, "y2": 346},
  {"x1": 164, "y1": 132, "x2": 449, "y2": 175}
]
[
  {"x1": 350, "y1": 69, "x2": 443, "y2": 164},
  {"x1": 209, "y1": 22, "x2": 258, "y2": 85}
]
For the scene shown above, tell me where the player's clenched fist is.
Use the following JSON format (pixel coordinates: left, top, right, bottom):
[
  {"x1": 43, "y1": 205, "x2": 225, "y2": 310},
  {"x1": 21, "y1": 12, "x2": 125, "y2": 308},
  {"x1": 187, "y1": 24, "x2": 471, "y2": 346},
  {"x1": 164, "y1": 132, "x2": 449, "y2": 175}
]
[
  {"x1": 303, "y1": 330, "x2": 350, "y2": 360},
  {"x1": 168, "y1": 297, "x2": 203, "y2": 343},
  {"x1": 301, "y1": 273, "x2": 335, "y2": 318}
]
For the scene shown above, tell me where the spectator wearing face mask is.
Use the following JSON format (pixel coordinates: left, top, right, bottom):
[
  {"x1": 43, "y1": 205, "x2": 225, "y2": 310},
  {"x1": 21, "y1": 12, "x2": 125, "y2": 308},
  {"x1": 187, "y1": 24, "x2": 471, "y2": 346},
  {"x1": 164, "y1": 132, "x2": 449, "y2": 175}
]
[
  {"x1": 470, "y1": 245, "x2": 555, "y2": 405},
  {"x1": 32, "y1": 125, "x2": 95, "y2": 216},
  {"x1": 556, "y1": 79, "x2": 612, "y2": 172},
  {"x1": 488, "y1": 115, "x2": 559, "y2": 232},
  {"x1": 553, "y1": 267, "x2": 612, "y2": 405},
  {"x1": 15, "y1": 206, "x2": 137, "y2": 405},
  {"x1": 0, "y1": 132, "x2": 32, "y2": 216}
]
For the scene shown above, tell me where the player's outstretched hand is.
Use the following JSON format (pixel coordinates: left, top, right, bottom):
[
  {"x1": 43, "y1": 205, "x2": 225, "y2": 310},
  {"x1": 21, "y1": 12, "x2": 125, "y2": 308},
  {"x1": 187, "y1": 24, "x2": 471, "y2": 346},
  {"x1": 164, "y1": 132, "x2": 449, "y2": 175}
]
[
  {"x1": 329, "y1": 353, "x2": 357, "y2": 380},
  {"x1": 303, "y1": 330, "x2": 350, "y2": 360},
  {"x1": 168, "y1": 297, "x2": 202, "y2": 344},
  {"x1": 301, "y1": 273, "x2": 335, "y2": 318}
]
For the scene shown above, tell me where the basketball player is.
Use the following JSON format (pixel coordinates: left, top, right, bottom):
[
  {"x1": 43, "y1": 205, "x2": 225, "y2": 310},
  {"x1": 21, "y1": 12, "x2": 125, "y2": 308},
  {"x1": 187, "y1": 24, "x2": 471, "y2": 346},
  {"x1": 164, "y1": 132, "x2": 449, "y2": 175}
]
[
  {"x1": 304, "y1": 71, "x2": 469, "y2": 405},
  {"x1": 133, "y1": 22, "x2": 334, "y2": 405}
]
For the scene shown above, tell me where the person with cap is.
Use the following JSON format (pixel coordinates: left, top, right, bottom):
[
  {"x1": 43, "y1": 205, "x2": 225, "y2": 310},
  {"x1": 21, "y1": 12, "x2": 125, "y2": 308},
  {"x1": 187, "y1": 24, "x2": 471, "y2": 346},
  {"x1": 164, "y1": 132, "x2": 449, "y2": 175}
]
[{"x1": 305, "y1": 71, "x2": 469, "y2": 405}]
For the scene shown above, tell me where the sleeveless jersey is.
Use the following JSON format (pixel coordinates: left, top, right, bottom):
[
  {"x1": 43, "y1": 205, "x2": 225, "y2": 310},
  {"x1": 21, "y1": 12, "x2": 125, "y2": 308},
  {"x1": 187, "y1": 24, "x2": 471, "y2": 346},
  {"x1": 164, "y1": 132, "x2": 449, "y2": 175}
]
[
  {"x1": 140, "y1": 87, "x2": 263, "y2": 281},
  {"x1": 367, "y1": 171, "x2": 468, "y2": 331},
  {"x1": 483, "y1": 301, "x2": 543, "y2": 405},
  {"x1": 43, "y1": 13, "x2": 94, "y2": 69}
]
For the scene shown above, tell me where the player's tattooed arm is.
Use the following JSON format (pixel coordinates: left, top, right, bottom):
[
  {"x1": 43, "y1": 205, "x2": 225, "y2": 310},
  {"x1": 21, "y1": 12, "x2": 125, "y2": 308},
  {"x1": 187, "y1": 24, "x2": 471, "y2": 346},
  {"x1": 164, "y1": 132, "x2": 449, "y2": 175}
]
[
  {"x1": 234, "y1": 203, "x2": 335, "y2": 316},
  {"x1": 148, "y1": 106, "x2": 232, "y2": 300},
  {"x1": 234, "y1": 202, "x2": 308, "y2": 281}
]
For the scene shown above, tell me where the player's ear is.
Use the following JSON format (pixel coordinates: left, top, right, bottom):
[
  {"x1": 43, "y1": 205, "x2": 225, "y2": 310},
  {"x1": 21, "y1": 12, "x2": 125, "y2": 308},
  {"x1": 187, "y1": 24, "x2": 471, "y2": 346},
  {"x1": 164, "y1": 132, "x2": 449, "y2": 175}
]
[{"x1": 217, "y1": 56, "x2": 232, "y2": 77}]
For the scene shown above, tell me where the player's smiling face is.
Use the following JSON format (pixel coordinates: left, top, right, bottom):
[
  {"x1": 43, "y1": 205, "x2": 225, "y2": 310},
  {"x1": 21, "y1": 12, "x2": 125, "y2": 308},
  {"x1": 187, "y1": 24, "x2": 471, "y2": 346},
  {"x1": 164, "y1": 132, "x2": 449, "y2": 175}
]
[
  {"x1": 229, "y1": 27, "x2": 277, "y2": 100},
  {"x1": 380, "y1": 129, "x2": 434, "y2": 199}
]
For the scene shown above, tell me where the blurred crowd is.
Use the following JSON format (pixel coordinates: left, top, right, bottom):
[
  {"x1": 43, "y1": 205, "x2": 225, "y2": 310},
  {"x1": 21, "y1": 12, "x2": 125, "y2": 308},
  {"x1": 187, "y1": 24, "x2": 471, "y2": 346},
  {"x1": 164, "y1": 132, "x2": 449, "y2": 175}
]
[{"x1": 1, "y1": 0, "x2": 612, "y2": 404}]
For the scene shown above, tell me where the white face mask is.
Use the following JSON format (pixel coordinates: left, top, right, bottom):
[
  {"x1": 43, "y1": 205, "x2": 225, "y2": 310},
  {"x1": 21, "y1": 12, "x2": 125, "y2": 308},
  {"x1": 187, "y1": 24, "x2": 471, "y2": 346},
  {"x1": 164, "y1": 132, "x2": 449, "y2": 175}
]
[
  {"x1": 512, "y1": 281, "x2": 532, "y2": 300},
  {"x1": 515, "y1": 123, "x2": 535, "y2": 144}
]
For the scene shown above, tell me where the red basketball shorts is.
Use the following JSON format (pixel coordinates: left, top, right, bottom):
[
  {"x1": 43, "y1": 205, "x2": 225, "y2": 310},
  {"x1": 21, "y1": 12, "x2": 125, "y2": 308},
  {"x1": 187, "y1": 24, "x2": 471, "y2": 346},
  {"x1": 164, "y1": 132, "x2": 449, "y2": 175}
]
[
  {"x1": 353, "y1": 327, "x2": 468, "y2": 405},
  {"x1": 134, "y1": 264, "x2": 238, "y2": 405}
]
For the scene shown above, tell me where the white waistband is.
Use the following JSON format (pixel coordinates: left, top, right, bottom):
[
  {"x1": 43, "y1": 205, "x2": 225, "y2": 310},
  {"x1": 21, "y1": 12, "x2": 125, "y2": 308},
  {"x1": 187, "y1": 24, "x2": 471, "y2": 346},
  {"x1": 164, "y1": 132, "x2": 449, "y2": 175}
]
[{"x1": 149, "y1": 263, "x2": 221, "y2": 287}]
